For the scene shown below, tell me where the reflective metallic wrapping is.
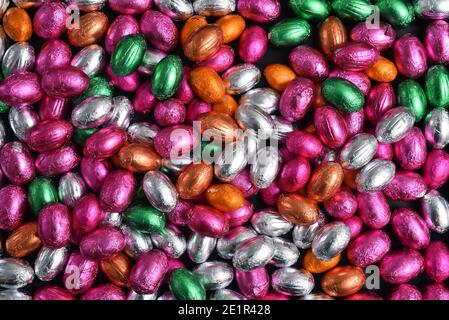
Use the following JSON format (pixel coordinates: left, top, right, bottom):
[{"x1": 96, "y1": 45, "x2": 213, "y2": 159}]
[
  {"x1": 8, "y1": 105, "x2": 39, "y2": 141},
  {"x1": 240, "y1": 88, "x2": 279, "y2": 114},
  {"x1": 235, "y1": 104, "x2": 275, "y2": 139},
  {"x1": 0, "y1": 289, "x2": 31, "y2": 300},
  {"x1": 251, "y1": 210, "x2": 293, "y2": 237},
  {"x1": 233, "y1": 236, "x2": 275, "y2": 271},
  {"x1": 214, "y1": 141, "x2": 248, "y2": 182},
  {"x1": 0, "y1": 258, "x2": 34, "y2": 289},
  {"x1": 121, "y1": 225, "x2": 153, "y2": 259},
  {"x1": 187, "y1": 232, "x2": 216, "y2": 263},
  {"x1": 72, "y1": 96, "x2": 113, "y2": 129},
  {"x1": 155, "y1": 0, "x2": 194, "y2": 20},
  {"x1": 211, "y1": 289, "x2": 246, "y2": 300},
  {"x1": 414, "y1": 0, "x2": 449, "y2": 19},
  {"x1": 217, "y1": 227, "x2": 257, "y2": 259},
  {"x1": 421, "y1": 191, "x2": 449, "y2": 234},
  {"x1": 2, "y1": 42, "x2": 35, "y2": 77},
  {"x1": 425, "y1": 107, "x2": 449, "y2": 149},
  {"x1": 143, "y1": 171, "x2": 178, "y2": 213},
  {"x1": 193, "y1": 261, "x2": 234, "y2": 290},
  {"x1": 250, "y1": 146, "x2": 280, "y2": 189},
  {"x1": 34, "y1": 246, "x2": 69, "y2": 281},
  {"x1": 193, "y1": 0, "x2": 235, "y2": 16},
  {"x1": 339, "y1": 133, "x2": 378, "y2": 170},
  {"x1": 356, "y1": 159, "x2": 396, "y2": 192},
  {"x1": 312, "y1": 221, "x2": 351, "y2": 261},
  {"x1": 292, "y1": 223, "x2": 320, "y2": 250},
  {"x1": 222, "y1": 63, "x2": 261, "y2": 95},
  {"x1": 271, "y1": 267, "x2": 314, "y2": 296},
  {"x1": 71, "y1": 45, "x2": 106, "y2": 77},
  {"x1": 151, "y1": 225, "x2": 187, "y2": 258},
  {"x1": 58, "y1": 172, "x2": 87, "y2": 208},
  {"x1": 271, "y1": 237, "x2": 300, "y2": 267}
]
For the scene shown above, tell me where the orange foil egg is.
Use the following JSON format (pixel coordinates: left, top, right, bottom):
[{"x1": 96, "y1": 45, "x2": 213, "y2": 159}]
[
  {"x1": 197, "y1": 111, "x2": 239, "y2": 142},
  {"x1": 117, "y1": 143, "x2": 161, "y2": 173},
  {"x1": 343, "y1": 168, "x2": 358, "y2": 190},
  {"x1": 319, "y1": 16, "x2": 347, "y2": 58},
  {"x1": 6, "y1": 222, "x2": 42, "y2": 258},
  {"x1": 206, "y1": 183, "x2": 245, "y2": 212},
  {"x1": 190, "y1": 67, "x2": 226, "y2": 103},
  {"x1": 177, "y1": 162, "x2": 214, "y2": 199},
  {"x1": 181, "y1": 15, "x2": 208, "y2": 47},
  {"x1": 217, "y1": 14, "x2": 246, "y2": 43},
  {"x1": 277, "y1": 193, "x2": 319, "y2": 226},
  {"x1": 307, "y1": 162, "x2": 344, "y2": 202},
  {"x1": 263, "y1": 64, "x2": 296, "y2": 91},
  {"x1": 3, "y1": 7, "x2": 32, "y2": 42},
  {"x1": 68, "y1": 11, "x2": 109, "y2": 47},
  {"x1": 321, "y1": 266, "x2": 366, "y2": 297},
  {"x1": 100, "y1": 252, "x2": 131, "y2": 287},
  {"x1": 213, "y1": 95, "x2": 238, "y2": 116},
  {"x1": 303, "y1": 250, "x2": 340, "y2": 273},
  {"x1": 312, "y1": 83, "x2": 327, "y2": 108},
  {"x1": 184, "y1": 24, "x2": 224, "y2": 62},
  {"x1": 365, "y1": 56, "x2": 398, "y2": 82}
]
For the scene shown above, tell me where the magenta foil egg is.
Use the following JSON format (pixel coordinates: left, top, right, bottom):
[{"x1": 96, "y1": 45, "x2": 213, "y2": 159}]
[
  {"x1": 105, "y1": 14, "x2": 140, "y2": 54},
  {"x1": 81, "y1": 284, "x2": 125, "y2": 300},
  {"x1": 84, "y1": 126, "x2": 127, "y2": 159},
  {"x1": 187, "y1": 205, "x2": 229, "y2": 238},
  {"x1": 154, "y1": 99, "x2": 186, "y2": 127},
  {"x1": 279, "y1": 77, "x2": 314, "y2": 122},
  {"x1": 72, "y1": 194, "x2": 105, "y2": 244},
  {"x1": 81, "y1": 157, "x2": 112, "y2": 192},
  {"x1": 36, "y1": 40, "x2": 72, "y2": 75},
  {"x1": 133, "y1": 80, "x2": 157, "y2": 114},
  {"x1": 0, "y1": 185, "x2": 26, "y2": 231},
  {"x1": 389, "y1": 284, "x2": 422, "y2": 300},
  {"x1": 153, "y1": 125, "x2": 198, "y2": 158},
  {"x1": 38, "y1": 96, "x2": 70, "y2": 120},
  {"x1": 33, "y1": 2, "x2": 67, "y2": 39},
  {"x1": 226, "y1": 200, "x2": 254, "y2": 227},
  {"x1": 344, "y1": 109, "x2": 365, "y2": 137},
  {"x1": 80, "y1": 226, "x2": 126, "y2": 260},
  {"x1": 63, "y1": 251, "x2": 99, "y2": 294},
  {"x1": 329, "y1": 69, "x2": 371, "y2": 95},
  {"x1": 384, "y1": 171, "x2": 427, "y2": 201},
  {"x1": 163, "y1": 258, "x2": 186, "y2": 284},
  {"x1": 347, "y1": 230, "x2": 391, "y2": 267},
  {"x1": 235, "y1": 267, "x2": 269, "y2": 299},
  {"x1": 285, "y1": 130, "x2": 324, "y2": 159},
  {"x1": 424, "y1": 241, "x2": 449, "y2": 283},
  {"x1": 175, "y1": 67, "x2": 194, "y2": 104},
  {"x1": 35, "y1": 144, "x2": 80, "y2": 176},
  {"x1": 288, "y1": 45, "x2": 329, "y2": 82},
  {"x1": 0, "y1": 141, "x2": 35, "y2": 185},
  {"x1": 99, "y1": 169, "x2": 136, "y2": 212},
  {"x1": 167, "y1": 199, "x2": 193, "y2": 226},
  {"x1": 391, "y1": 208, "x2": 430, "y2": 250},
  {"x1": 314, "y1": 105, "x2": 348, "y2": 149},
  {"x1": 107, "y1": 64, "x2": 140, "y2": 93},
  {"x1": 357, "y1": 191, "x2": 390, "y2": 229},
  {"x1": 186, "y1": 99, "x2": 212, "y2": 123},
  {"x1": 393, "y1": 34, "x2": 428, "y2": 79},
  {"x1": 323, "y1": 187, "x2": 357, "y2": 220},
  {"x1": 0, "y1": 72, "x2": 43, "y2": 107},
  {"x1": 393, "y1": 127, "x2": 427, "y2": 170},
  {"x1": 277, "y1": 157, "x2": 310, "y2": 193},
  {"x1": 375, "y1": 142, "x2": 393, "y2": 160},
  {"x1": 238, "y1": 25, "x2": 268, "y2": 63},
  {"x1": 237, "y1": 0, "x2": 281, "y2": 23},
  {"x1": 260, "y1": 181, "x2": 281, "y2": 206},
  {"x1": 34, "y1": 286, "x2": 76, "y2": 300},
  {"x1": 130, "y1": 250, "x2": 168, "y2": 294},
  {"x1": 332, "y1": 42, "x2": 379, "y2": 71},
  {"x1": 379, "y1": 249, "x2": 424, "y2": 284},
  {"x1": 196, "y1": 45, "x2": 235, "y2": 73},
  {"x1": 364, "y1": 83, "x2": 395, "y2": 125},
  {"x1": 38, "y1": 203, "x2": 71, "y2": 249},
  {"x1": 26, "y1": 119, "x2": 73, "y2": 153},
  {"x1": 350, "y1": 22, "x2": 396, "y2": 51},
  {"x1": 41, "y1": 66, "x2": 90, "y2": 98},
  {"x1": 343, "y1": 216, "x2": 363, "y2": 240},
  {"x1": 423, "y1": 149, "x2": 449, "y2": 189},
  {"x1": 109, "y1": 0, "x2": 152, "y2": 15},
  {"x1": 425, "y1": 20, "x2": 449, "y2": 65},
  {"x1": 423, "y1": 284, "x2": 449, "y2": 300},
  {"x1": 230, "y1": 169, "x2": 259, "y2": 198},
  {"x1": 140, "y1": 10, "x2": 178, "y2": 52}
]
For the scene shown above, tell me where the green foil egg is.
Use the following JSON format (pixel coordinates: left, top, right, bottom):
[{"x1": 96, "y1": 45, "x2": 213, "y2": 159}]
[
  {"x1": 73, "y1": 76, "x2": 113, "y2": 105},
  {"x1": 28, "y1": 177, "x2": 59, "y2": 214},
  {"x1": 321, "y1": 78, "x2": 365, "y2": 112},
  {"x1": 151, "y1": 55, "x2": 184, "y2": 100},
  {"x1": 331, "y1": 0, "x2": 374, "y2": 21},
  {"x1": 111, "y1": 34, "x2": 147, "y2": 77},
  {"x1": 124, "y1": 204, "x2": 166, "y2": 234},
  {"x1": 0, "y1": 101, "x2": 9, "y2": 113},
  {"x1": 397, "y1": 80, "x2": 427, "y2": 122},
  {"x1": 376, "y1": 0, "x2": 415, "y2": 27},
  {"x1": 289, "y1": 0, "x2": 331, "y2": 21},
  {"x1": 425, "y1": 65, "x2": 449, "y2": 109},
  {"x1": 169, "y1": 268, "x2": 206, "y2": 300},
  {"x1": 269, "y1": 18, "x2": 311, "y2": 47}
]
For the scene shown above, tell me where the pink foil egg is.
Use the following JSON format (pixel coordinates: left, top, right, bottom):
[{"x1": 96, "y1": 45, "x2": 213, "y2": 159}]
[
  {"x1": 375, "y1": 142, "x2": 394, "y2": 160},
  {"x1": 333, "y1": 42, "x2": 379, "y2": 71},
  {"x1": 389, "y1": 284, "x2": 422, "y2": 300},
  {"x1": 140, "y1": 10, "x2": 178, "y2": 52},
  {"x1": 105, "y1": 14, "x2": 140, "y2": 54},
  {"x1": 0, "y1": 141, "x2": 35, "y2": 185},
  {"x1": 38, "y1": 203, "x2": 71, "y2": 249},
  {"x1": 129, "y1": 250, "x2": 168, "y2": 294},
  {"x1": 288, "y1": 45, "x2": 329, "y2": 82},
  {"x1": 167, "y1": 199, "x2": 193, "y2": 226},
  {"x1": 343, "y1": 216, "x2": 363, "y2": 240},
  {"x1": 314, "y1": 105, "x2": 348, "y2": 149},
  {"x1": 364, "y1": 83, "x2": 395, "y2": 125},
  {"x1": 350, "y1": 22, "x2": 396, "y2": 51},
  {"x1": 63, "y1": 251, "x2": 98, "y2": 294},
  {"x1": 0, "y1": 185, "x2": 26, "y2": 231},
  {"x1": 81, "y1": 284, "x2": 125, "y2": 300},
  {"x1": 345, "y1": 293, "x2": 382, "y2": 300},
  {"x1": 175, "y1": 67, "x2": 195, "y2": 104},
  {"x1": 226, "y1": 200, "x2": 254, "y2": 227},
  {"x1": 154, "y1": 99, "x2": 186, "y2": 127},
  {"x1": 99, "y1": 169, "x2": 136, "y2": 212},
  {"x1": 235, "y1": 267, "x2": 269, "y2": 299},
  {"x1": 80, "y1": 226, "x2": 126, "y2": 260},
  {"x1": 33, "y1": 2, "x2": 67, "y2": 39},
  {"x1": 323, "y1": 187, "x2": 357, "y2": 220},
  {"x1": 279, "y1": 77, "x2": 314, "y2": 122},
  {"x1": 238, "y1": 25, "x2": 268, "y2": 63},
  {"x1": 379, "y1": 249, "x2": 424, "y2": 284},
  {"x1": 393, "y1": 34, "x2": 428, "y2": 79},
  {"x1": 133, "y1": 80, "x2": 158, "y2": 114},
  {"x1": 391, "y1": 208, "x2": 430, "y2": 250},
  {"x1": 237, "y1": 0, "x2": 281, "y2": 23},
  {"x1": 230, "y1": 169, "x2": 259, "y2": 198},
  {"x1": 343, "y1": 109, "x2": 365, "y2": 137},
  {"x1": 277, "y1": 157, "x2": 311, "y2": 193},
  {"x1": 425, "y1": 20, "x2": 449, "y2": 65},
  {"x1": 35, "y1": 144, "x2": 80, "y2": 176},
  {"x1": 196, "y1": 45, "x2": 235, "y2": 73},
  {"x1": 109, "y1": 0, "x2": 152, "y2": 15},
  {"x1": 393, "y1": 127, "x2": 427, "y2": 170},
  {"x1": 81, "y1": 157, "x2": 112, "y2": 192},
  {"x1": 384, "y1": 171, "x2": 427, "y2": 201},
  {"x1": 41, "y1": 66, "x2": 90, "y2": 98},
  {"x1": 36, "y1": 40, "x2": 72, "y2": 75},
  {"x1": 422, "y1": 283, "x2": 449, "y2": 300},
  {"x1": 34, "y1": 286, "x2": 76, "y2": 300},
  {"x1": 260, "y1": 181, "x2": 281, "y2": 206},
  {"x1": 153, "y1": 125, "x2": 198, "y2": 159},
  {"x1": 285, "y1": 130, "x2": 324, "y2": 159},
  {"x1": 26, "y1": 119, "x2": 73, "y2": 153},
  {"x1": 187, "y1": 205, "x2": 229, "y2": 238},
  {"x1": 260, "y1": 291, "x2": 289, "y2": 300},
  {"x1": 357, "y1": 191, "x2": 390, "y2": 229},
  {"x1": 84, "y1": 126, "x2": 127, "y2": 159},
  {"x1": 38, "y1": 96, "x2": 70, "y2": 120},
  {"x1": 423, "y1": 149, "x2": 449, "y2": 189},
  {"x1": 0, "y1": 72, "x2": 43, "y2": 107},
  {"x1": 186, "y1": 99, "x2": 212, "y2": 124},
  {"x1": 107, "y1": 64, "x2": 140, "y2": 93},
  {"x1": 347, "y1": 230, "x2": 391, "y2": 267},
  {"x1": 328, "y1": 69, "x2": 371, "y2": 95},
  {"x1": 72, "y1": 194, "x2": 105, "y2": 244},
  {"x1": 424, "y1": 241, "x2": 449, "y2": 283}
]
